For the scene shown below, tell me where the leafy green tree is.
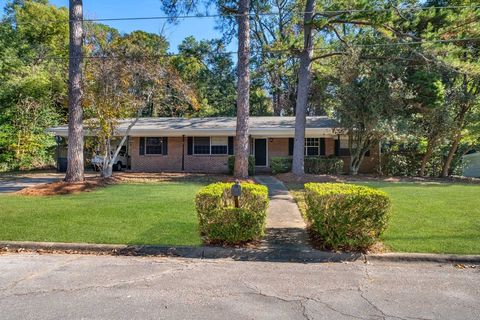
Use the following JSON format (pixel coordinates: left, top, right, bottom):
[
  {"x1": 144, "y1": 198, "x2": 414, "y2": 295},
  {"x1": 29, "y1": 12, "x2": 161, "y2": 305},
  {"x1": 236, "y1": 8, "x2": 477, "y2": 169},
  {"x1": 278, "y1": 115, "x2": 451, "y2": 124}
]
[
  {"x1": 173, "y1": 37, "x2": 237, "y2": 116},
  {"x1": 84, "y1": 31, "x2": 199, "y2": 177},
  {"x1": 0, "y1": 0, "x2": 67, "y2": 171},
  {"x1": 334, "y1": 53, "x2": 407, "y2": 175}
]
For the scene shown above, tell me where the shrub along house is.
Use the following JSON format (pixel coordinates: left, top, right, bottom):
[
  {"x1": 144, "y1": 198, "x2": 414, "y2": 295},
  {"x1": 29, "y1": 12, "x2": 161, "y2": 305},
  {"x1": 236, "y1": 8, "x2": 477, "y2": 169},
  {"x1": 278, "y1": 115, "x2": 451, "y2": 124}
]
[{"x1": 47, "y1": 116, "x2": 379, "y2": 174}]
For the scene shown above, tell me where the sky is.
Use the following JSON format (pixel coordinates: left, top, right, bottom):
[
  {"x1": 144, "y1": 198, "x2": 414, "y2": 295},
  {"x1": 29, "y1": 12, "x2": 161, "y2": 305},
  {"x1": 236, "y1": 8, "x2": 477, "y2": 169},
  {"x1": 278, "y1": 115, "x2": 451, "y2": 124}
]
[{"x1": 0, "y1": 0, "x2": 237, "y2": 53}]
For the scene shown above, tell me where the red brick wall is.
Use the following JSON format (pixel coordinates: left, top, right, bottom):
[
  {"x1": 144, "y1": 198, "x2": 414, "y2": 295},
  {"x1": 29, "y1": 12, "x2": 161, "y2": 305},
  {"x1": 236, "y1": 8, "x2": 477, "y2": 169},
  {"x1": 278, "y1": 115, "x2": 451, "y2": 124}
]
[
  {"x1": 129, "y1": 136, "x2": 379, "y2": 174},
  {"x1": 129, "y1": 137, "x2": 229, "y2": 173},
  {"x1": 268, "y1": 138, "x2": 289, "y2": 162},
  {"x1": 129, "y1": 137, "x2": 183, "y2": 172}
]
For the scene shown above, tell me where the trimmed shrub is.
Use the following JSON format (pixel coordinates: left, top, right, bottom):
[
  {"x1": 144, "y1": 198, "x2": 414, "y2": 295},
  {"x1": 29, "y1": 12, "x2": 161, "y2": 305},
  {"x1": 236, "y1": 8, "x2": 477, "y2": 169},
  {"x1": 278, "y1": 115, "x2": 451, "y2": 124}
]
[
  {"x1": 304, "y1": 183, "x2": 390, "y2": 251},
  {"x1": 304, "y1": 157, "x2": 344, "y2": 174},
  {"x1": 228, "y1": 156, "x2": 256, "y2": 176},
  {"x1": 270, "y1": 157, "x2": 292, "y2": 174},
  {"x1": 195, "y1": 182, "x2": 269, "y2": 244},
  {"x1": 270, "y1": 156, "x2": 344, "y2": 175}
]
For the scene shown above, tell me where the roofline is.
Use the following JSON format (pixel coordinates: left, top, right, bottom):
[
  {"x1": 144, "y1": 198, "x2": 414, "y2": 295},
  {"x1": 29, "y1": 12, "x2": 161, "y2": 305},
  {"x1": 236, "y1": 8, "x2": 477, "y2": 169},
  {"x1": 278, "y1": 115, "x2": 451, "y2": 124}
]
[
  {"x1": 46, "y1": 128, "x2": 345, "y2": 138},
  {"x1": 46, "y1": 116, "x2": 345, "y2": 137}
]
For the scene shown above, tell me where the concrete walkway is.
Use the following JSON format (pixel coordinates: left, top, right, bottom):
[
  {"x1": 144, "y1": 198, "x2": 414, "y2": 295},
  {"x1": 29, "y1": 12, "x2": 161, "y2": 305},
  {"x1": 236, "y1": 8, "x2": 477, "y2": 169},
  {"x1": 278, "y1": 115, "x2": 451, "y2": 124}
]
[{"x1": 254, "y1": 176, "x2": 312, "y2": 252}]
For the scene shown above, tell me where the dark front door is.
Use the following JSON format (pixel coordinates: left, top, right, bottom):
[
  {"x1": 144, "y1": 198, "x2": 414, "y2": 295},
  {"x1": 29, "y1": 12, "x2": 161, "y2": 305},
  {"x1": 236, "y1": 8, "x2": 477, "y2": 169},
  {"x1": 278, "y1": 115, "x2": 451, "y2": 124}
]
[{"x1": 254, "y1": 139, "x2": 267, "y2": 166}]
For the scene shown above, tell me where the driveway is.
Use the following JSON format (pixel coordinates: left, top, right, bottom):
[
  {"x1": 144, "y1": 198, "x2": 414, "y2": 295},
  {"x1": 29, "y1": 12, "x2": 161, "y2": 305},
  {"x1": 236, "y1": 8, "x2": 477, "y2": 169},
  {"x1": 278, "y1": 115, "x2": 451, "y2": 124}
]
[
  {"x1": 0, "y1": 172, "x2": 98, "y2": 194},
  {"x1": 0, "y1": 173, "x2": 63, "y2": 194},
  {"x1": 0, "y1": 253, "x2": 478, "y2": 319}
]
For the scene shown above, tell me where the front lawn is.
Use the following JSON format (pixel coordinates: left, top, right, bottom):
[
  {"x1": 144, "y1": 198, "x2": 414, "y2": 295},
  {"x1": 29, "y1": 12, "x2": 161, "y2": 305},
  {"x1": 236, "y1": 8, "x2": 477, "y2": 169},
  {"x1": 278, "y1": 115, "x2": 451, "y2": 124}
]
[
  {"x1": 0, "y1": 183, "x2": 203, "y2": 246},
  {"x1": 289, "y1": 181, "x2": 480, "y2": 255}
]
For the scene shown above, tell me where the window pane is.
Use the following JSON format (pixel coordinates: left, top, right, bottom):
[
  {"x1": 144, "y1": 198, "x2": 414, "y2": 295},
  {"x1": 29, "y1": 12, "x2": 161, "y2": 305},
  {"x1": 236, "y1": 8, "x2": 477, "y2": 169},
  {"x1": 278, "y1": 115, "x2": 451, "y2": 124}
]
[
  {"x1": 211, "y1": 136, "x2": 228, "y2": 154},
  {"x1": 194, "y1": 145, "x2": 210, "y2": 154},
  {"x1": 194, "y1": 137, "x2": 209, "y2": 146},
  {"x1": 146, "y1": 137, "x2": 162, "y2": 145},
  {"x1": 211, "y1": 136, "x2": 228, "y2": 146},
  {"x1": 211, "y1": 145, "x2": 228, "y2": 154},
  {"x1": 305, "y1": 138, "x2": 320, "y2": 147},
  {"x1": 194, "y1": 137, "x2": 210, "y2": 154},
  {"x1": 146, "y1": 146, "x2": 162, "y2": 154},
  {"x1": 306, "y1": 147, "x2": 319, "y2": 156}
]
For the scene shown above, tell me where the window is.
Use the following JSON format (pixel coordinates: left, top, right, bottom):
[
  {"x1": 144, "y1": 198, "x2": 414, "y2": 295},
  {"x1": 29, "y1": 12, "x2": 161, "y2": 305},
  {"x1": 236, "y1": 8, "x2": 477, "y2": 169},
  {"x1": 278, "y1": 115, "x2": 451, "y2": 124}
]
[
  {"x1": 145, "y1": 137, "x2": 163, "y2": 154},
  {"x1": 211, "y1": 137, "x2": 228, "y2": 154},
  {"x1": 305, "y1": 138, "x2": 320, "y2": 156},
  {"x1": 193, "y1": 137, "x2": 210, "y2": 154},
  {"x1": 337, "y1": 137, "x2": 351, "y2": 156},
  {"x1": 339, "y1": 138, "x2": 349, "y2": 149},
  {"x1": 193, "y1": 137, "x2": 228, "y2": 155}
]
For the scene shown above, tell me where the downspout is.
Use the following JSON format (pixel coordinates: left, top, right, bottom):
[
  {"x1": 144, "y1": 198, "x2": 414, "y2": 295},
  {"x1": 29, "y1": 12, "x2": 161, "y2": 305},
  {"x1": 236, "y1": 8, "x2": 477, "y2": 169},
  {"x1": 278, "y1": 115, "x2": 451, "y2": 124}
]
[{"x1": 182, "y1": 135, "x2": 185, "y2": 171}]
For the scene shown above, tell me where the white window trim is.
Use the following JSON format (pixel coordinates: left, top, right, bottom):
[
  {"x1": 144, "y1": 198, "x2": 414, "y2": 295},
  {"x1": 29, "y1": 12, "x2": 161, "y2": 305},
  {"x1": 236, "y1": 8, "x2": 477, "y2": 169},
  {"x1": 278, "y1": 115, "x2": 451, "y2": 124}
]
[
  {"x1": 193, "y1": 137, "x2": 229, "y2": 155},
  {"x1": 304, "y1": 138, "x2": 320, "y2": 156}
]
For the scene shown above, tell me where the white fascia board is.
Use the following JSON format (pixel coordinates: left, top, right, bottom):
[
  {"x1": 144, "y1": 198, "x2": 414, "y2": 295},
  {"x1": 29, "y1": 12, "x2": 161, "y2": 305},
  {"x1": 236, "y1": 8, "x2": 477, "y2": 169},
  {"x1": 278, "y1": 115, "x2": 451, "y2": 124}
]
[{"x1": 46, "y1": 126, "x2": 341, "y2": 137}]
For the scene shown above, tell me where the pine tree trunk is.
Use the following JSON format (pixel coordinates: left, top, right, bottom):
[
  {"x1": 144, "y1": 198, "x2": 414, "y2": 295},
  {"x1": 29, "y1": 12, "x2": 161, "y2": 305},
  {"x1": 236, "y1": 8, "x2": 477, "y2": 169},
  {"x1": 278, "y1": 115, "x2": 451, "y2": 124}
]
[
  {"x1": 234, "y1": 0, "x2": 251, "y2": 178},
  {"x1": 65, "y1": 0, "x2": 84, "y2": 182},
  {"x1": 292, "y1": 0, "x2": 315, "y2": 176}
]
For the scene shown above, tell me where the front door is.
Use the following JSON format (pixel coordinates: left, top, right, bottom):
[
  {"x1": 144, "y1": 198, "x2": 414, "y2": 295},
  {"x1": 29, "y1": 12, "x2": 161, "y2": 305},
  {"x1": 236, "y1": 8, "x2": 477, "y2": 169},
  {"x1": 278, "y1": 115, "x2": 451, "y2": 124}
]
[{"x1": 254, "y1": 139, "x2": 267, "y2": 166}]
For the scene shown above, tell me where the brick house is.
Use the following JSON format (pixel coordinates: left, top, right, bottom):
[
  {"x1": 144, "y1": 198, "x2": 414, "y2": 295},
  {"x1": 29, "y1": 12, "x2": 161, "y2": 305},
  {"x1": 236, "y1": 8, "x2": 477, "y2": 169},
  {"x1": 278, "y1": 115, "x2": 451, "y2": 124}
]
[{"x1": 48, "y1": 116, "x2": 379, "y2": 174}]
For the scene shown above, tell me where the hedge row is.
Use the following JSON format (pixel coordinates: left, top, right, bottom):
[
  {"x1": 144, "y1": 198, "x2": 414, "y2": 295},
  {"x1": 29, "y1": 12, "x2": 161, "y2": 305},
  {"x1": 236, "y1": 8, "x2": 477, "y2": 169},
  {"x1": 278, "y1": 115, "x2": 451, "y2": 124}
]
[
  {"x1": 195, "y1": 182, "x2": 269, "y2": 244},
  {"x1": 304, "y1": 183, "x2": 391, "y2": 251},
  {"x1": 270, "y1": 156, "x2": 344, "y2": 175}
]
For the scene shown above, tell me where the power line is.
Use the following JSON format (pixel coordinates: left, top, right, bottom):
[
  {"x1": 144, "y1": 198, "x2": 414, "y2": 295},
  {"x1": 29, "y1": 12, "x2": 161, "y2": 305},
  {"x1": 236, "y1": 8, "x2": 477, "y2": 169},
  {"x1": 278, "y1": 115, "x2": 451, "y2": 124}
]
[
  {"x1": 7, "y1": 5, "x2": 480, "y2": 24},
  {"x1": 32, "y1": 37, "x2": 480, "y2": 62},
  {"x1": 82, "y1": 5, "x2": 480, "y2": 22}
]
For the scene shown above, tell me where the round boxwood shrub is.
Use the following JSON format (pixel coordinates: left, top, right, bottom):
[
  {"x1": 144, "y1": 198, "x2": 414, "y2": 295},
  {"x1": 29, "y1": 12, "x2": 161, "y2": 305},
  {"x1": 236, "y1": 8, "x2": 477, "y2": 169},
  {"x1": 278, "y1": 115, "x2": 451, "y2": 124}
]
[
  {"x1": 304, "y1": 183, "x2": 391, "y2": 251},
  {"x1": 195, "y1": 182, "x2": 269, "y2": 244}
]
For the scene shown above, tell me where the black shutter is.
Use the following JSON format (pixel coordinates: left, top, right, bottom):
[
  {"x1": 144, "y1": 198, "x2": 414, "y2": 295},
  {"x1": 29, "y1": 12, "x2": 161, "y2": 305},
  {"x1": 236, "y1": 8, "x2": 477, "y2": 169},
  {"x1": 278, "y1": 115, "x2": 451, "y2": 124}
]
[
  {"x1": 334, "y1": 139, "x2": 340, "y2": 156},
  {"x1": 288, "y1": 138, "x2": 294, "y2": 156},
  {"x1": 163, "y1": 137, "x2": 168, "y2": 155},
  {"x1": 228, "y1": 136, "x2": 234, "y2": 155},
  {"x1": 320, "y1": 138, "x2": 325, "y2": 156},
  {"x1": 187, "y1": 137, "x2": 193, "y2": 155},
  {"x1": 139, "y1": 137, "x2": 145, "y2": 155}
]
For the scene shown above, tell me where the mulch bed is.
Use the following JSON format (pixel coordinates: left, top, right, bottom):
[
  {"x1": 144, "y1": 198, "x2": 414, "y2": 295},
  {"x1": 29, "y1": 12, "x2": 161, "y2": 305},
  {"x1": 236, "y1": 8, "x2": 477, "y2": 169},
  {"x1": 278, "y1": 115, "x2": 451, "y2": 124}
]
[
  {"x1": 15, "y1": 177, "x2": 115, "y2": 196},
  {"x1": 14, "y1": 172, "x2": 255, "y2": 196},
  {"x1": 276, "y1": 172, "x2": 480, "y2": 185}
]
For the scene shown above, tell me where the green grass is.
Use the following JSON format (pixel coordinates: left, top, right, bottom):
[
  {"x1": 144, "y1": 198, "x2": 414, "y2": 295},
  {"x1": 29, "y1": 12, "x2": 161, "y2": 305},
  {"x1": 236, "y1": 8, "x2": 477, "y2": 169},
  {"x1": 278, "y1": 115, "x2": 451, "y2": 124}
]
[
  {"x1": 0, "y1": 183, "x2": 203, "y2": 246},
  {"x1": 288, "y1": 182, "x2": 480, "y2": 255}
]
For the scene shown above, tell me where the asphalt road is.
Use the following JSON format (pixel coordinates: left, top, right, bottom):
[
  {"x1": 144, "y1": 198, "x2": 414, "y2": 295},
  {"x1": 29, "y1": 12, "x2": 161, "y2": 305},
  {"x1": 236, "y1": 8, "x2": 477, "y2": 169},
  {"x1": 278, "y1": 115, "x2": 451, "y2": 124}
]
[{"x1": 0, "y1": 253, "x2": 478, "y2": 320}]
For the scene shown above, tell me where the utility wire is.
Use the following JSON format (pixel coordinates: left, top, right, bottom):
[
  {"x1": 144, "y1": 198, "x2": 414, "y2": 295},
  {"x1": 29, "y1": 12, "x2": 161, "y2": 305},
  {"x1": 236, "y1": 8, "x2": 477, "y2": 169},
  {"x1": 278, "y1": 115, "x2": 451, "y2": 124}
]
[
  {"x1": 7, "y1": 5, "x2": 480, "y2": 24},
  {"x1": 31, "y1": 37, "x2": 480, "y2": 61},
  {"x1": 81, "y1": 5, "x2": 480, "y2": 22}
]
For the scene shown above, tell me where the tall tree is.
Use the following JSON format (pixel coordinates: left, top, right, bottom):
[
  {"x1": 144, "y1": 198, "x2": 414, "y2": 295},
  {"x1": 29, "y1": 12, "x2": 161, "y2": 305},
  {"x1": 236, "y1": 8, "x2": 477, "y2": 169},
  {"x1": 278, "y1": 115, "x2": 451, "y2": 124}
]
[
  {"x1": 65, "y1": 0, "x2": 84, "y2": 182},
  {"x1": 233, "y1": 0, "x2": 251, "y2": 178},
  {"x1": 291, "y1": 0, "x2": 314, "y2": 176},
  {"x1": 160, "y1": 0, "x2": 252, "y2": 178}
]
